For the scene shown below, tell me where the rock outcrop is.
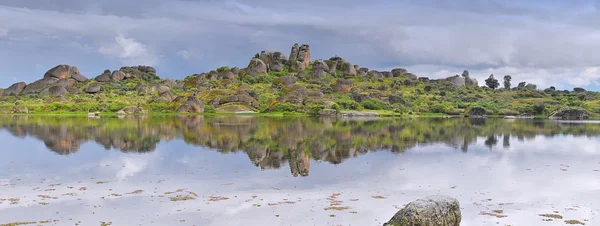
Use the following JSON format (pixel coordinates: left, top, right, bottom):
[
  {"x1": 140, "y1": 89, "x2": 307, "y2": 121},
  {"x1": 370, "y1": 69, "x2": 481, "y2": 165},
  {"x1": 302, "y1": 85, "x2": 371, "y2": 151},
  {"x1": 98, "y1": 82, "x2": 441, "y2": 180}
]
[
  {"x1": 383, "y1": 195, "x2": 461, "y2": 226},
  {"x1": 467, "y1": 107, "x2": 487, "y2": 118},
  {"x1": 326, "y1": 56, "x2": 356, "y2": 76},
  {"x1": 246, "y1": 58, "x2": 268, "y2": 76},
  {"x1": 111, "y1": 70, "x2": 126, "y2": 82},
  {"x1": 549, "y1": 109, "x2": 589, "y2": 120},
  {"x1": 177, "y1": 96, "x2": 205, "y2": 113},
  {"x1": 44, "y1": 65, "x2": 82, "y2": 80},
  {"x1": 21, "y1": 78, "x2": 58, "y2": 95},
  {"x1": 117, "y1": 105, "x2": 148, "y2": 115},
  {"x1": 288, "y1": 43, "x2": 311, "y2": 70},
  {"x1": 95, "y1": 70, "x2": 111, "y2": 82},
  {"x1": 259, "y1": 51, "x2": 287, "y2": 72},
  {"x1": 2, "y1": 82, "x2": 26, "y2": 96}
]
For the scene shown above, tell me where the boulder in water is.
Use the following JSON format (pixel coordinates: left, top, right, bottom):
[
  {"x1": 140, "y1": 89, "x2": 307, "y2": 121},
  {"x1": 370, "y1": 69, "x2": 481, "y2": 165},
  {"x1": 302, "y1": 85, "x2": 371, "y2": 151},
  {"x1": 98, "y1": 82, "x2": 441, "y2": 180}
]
[{"x1": 383, "y1": 195, "x2": 461, "y2": 226}]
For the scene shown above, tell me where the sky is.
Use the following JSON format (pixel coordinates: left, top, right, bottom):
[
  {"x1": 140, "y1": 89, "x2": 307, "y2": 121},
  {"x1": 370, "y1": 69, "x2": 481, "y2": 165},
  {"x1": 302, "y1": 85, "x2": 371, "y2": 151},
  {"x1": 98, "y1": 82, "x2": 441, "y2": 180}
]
[{"x1": 1, "y1": 0, "x2": 600, "y2": 90}]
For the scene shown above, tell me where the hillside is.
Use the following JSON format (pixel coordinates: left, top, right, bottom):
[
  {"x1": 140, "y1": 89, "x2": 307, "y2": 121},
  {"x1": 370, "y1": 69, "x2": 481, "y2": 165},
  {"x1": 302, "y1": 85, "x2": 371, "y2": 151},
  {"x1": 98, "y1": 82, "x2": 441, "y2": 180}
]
[{"x1": 0, "y1": 43, "x2": 599, "y2": 117}]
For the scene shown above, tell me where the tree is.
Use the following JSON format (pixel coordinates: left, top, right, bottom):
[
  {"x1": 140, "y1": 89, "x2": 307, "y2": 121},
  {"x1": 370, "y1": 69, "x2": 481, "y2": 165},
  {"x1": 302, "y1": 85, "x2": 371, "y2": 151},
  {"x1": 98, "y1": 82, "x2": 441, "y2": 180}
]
[
  {"x1": 485, "y1": 74, "x2": 499, "y2": 89},
  {"x1": 517, "y1": 82, "x2": 526, "y2": 89},
  {"x1": 503, "y1": 75, "x2": 512, "y2": 90}
]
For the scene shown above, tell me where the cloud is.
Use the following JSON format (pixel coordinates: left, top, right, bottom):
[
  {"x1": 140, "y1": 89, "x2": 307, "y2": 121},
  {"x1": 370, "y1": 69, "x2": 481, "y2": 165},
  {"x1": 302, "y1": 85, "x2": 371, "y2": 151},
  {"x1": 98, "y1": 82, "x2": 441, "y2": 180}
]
[
  {"x1": 1, "y1": 0, "x2": 600, "y2": 89},
  {"x1": 0, "y1": 27, "x2": 7, "y2": 37},
  {"x1": 99, "y1": 35, "x2": 157, "y2": 65},
  {"x1": 568, "y1": 67, "x2": 600, "y2": 86}
]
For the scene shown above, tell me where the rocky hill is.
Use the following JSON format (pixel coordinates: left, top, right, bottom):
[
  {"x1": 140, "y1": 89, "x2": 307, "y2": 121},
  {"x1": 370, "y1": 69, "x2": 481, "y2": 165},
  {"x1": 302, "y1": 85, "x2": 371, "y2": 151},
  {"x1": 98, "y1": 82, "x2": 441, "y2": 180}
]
[{"x1": 0, "y1": 43, "x2": 599, "y2": 117}]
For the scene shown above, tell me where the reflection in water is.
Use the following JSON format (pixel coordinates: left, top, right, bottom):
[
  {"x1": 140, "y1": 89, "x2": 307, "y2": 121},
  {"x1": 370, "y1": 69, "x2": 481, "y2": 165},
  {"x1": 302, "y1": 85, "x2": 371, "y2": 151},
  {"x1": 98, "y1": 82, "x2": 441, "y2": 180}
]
[{"x1": 1, "y1": 115, "x2": 600, "y2": 177}]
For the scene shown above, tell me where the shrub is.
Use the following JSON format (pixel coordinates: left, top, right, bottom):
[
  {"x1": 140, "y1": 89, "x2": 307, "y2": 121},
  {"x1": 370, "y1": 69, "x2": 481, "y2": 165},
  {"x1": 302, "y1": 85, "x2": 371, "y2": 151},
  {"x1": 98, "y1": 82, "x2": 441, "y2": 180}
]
[
  {"x1": 361, "y1": 99, "x2": 391, "y2": 110},
  {"x1": 306, "y1": 104, "x2": 326, "y2": 115},
  {"x1": 204, "y1": 105, "x2": 216, "y2": 113},
  {"x1": 264, "y1": 103, "x2": 298, "y2": 113},
  {"x1": 336, "y1": 99, "x2": 361, "y2": 110}
]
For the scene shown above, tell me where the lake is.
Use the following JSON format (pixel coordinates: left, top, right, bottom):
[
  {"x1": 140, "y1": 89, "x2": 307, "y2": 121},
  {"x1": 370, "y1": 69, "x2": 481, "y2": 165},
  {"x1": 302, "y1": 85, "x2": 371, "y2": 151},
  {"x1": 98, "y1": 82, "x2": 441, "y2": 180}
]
[{"x1": 0, "y1": 115, "x2": 598, "y2": 226}]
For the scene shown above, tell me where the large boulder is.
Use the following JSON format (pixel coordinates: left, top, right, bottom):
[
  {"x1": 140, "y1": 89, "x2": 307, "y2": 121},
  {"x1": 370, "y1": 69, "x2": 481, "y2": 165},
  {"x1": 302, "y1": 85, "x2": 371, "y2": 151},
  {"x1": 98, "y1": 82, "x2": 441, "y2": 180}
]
[
  {"x1": 177, "y1": 96, "x2": 205, "y2": 113},
  {"x1": 111, "y1": 70, "x2": 126, "y2": 82},
  {"x1": 259, "y1": 51, "x2": 287, "y2": 66},
  {"x1": 48, "y1": 85, "x2": 67, "y2": 97},
  {"x1": 405, "y1": 73, "x2": 418, "y2": 80},
  {"x1": 21, "y1": 78, "x2": 58, "y2": 94},
  {"x1": 219, "y1": 71, "x2": 236, "y2": 80},
  {"x1": 367, "y1": 70, "x2": 383, "y2": 78},
  {"x1": 84, "y1": 83, "x2": 102, "y2": 94},
  {"x1": 246, "y1": 58, "x2": 268, "y2": 76},
  {"x1": 289, "y1": 44, "x2": 299, "y2": 62},
  {"x1": 549, "y1": 108, "x2": 589, "y2": 120},
  {"x1": 311, "y1": 69, "x2": 327, "y2": 80},
  {"x1": 2, "y1": 82, "x2": 26, "y2": 96},
  {"x1": 383, "y1": 195, "x2": 461, "y2": 226},
  {"x1": 327, "y1": 57, "x2": 356, "y2": 76},
  {"x1": 44, "y1": 65, "x2": 81, "y2": 80},
  {"x1": 331, "y1": 79, "x2": 353, "y2": 92},
  {"x1": 467, "y1": 107, "x2": 487, "y2": 118},
  {"x1": 269, "y1": 61, "x2": 284, "y2": 72},
  {"x1": 313, "y1": 60, "x2": 330, "y2": 72},
  {"x1": 71, "y1": 73, "x2": 88, "y2": 82},
  {"x1": 382, "y1": 71, "x2": 393, "y2": 78},
  {"x1": 162, "y1": 78, "x2": 177, "y2": 88},
  {"x1": 447, "y1": 75, "x2": 466, "y2": 87},
  {"x1": 95, "y1": 70, "x2": 111, "y2": 82},
  {"x1": 273, "y1": 75, "x2": 297, "y2": 87}
]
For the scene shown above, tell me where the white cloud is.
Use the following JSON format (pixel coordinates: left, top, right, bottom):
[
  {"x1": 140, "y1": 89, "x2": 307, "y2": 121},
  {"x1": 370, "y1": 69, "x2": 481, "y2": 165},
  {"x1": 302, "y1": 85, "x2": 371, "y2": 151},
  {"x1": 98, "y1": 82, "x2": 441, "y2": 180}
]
[
  {"x1": 567, "y1": 67, "x2": 600, "y2": 86},
  {"x1": 176, "y1": 50, "x2": 191, "y2": 60},
  {"x1": 99, "y1": 35, "x2": 157, "y2": 65}
]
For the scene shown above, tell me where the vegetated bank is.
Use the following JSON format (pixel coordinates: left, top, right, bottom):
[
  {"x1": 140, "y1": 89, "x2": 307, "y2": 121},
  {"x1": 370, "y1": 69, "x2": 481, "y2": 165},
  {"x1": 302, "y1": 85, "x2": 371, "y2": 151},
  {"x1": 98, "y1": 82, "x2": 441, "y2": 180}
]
[{"x1": 1, "y1": 43, "x2": 599, "y2": 118}]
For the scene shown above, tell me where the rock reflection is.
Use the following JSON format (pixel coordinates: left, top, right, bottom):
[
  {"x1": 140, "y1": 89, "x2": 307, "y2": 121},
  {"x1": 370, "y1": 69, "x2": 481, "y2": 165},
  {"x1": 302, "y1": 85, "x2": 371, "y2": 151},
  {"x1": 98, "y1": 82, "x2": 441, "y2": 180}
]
[{"x1": 1, "y1": 115, "x2": 599, "y2": 177}]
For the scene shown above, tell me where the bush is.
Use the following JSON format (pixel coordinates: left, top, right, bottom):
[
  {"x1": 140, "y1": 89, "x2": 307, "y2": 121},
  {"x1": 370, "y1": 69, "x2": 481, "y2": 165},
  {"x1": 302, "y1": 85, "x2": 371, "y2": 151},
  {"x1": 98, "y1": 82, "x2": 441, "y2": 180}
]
[
  {"x1": 305, "y1": 104, "x2": 326, "y2": 115},
  {"x1": 204, "y1": 105, "x2": 216, "y2": 113},
  {"x1": 148, "y1": 103, "x2": 169, "y2": 113},
  {"x1": 428, "y1": 103, "x2": 454, "y2": 114},
  {"x1": 264, "y1": 103, "x2": 298, "y2": 113},
  {"x1": 361, "y1": 99, "x2": 391, "y2": 110},
  {"x1": 336, "y1": 99, "x2": 361, "y2": 110}
]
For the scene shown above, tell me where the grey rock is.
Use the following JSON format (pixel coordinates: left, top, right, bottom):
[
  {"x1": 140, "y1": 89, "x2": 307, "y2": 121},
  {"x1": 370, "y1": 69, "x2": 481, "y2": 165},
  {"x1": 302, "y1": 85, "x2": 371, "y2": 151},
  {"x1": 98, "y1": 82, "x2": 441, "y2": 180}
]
[
  {"x1": 382, "y1": 71, "x2": 393, "y2": 78},
  {"x1": 447, "y1": 75, "x2": 466, "y2": 87},
  {"x1": 273, "y1": 75, "x2": 297, "y2": 86},
  {"x1": 383, "y1": 195, "x2": 461, "y2": 226},
  {"x1": 95, "y1": 73, "x2": 111, "y2": 82},
  {"x1": 12, "y1": 105, "x2": 29, "y2": 114},
  {"x1": 269, "y1": 61, "x2": 284, "y2": 72},
  {"x1": 246, "y1": 58, "x2": 268, "y2": 76},
  {"x1": 177, "y1": 96, "x2": 205, "y2": 113},
  {"x1": 311, "y1": 69, "x2": 327, "y2": 80},
  {"x1": 259, "y1": 51, "x2": 288, "y2": 66},
  {"x1": 111, "y1": 70, "x2": 126, "y2": 82},
  {"x1": 162, "y1": 78, "x2": 177, "y2": 88},
  {"x1": 318, "y1": 109, "x2": 337, "y2": 116},
  {"x1": 391, "y1": 68, "x2": 408, "y2": 77},
  {"x1": 549, "y1": 108, "x2": 589, "y2": 120},
  {"x1": 405, "y1": 73, "x2": 418, "y2": 80},
  {"x1": 56, "y1": 79, "x2": 76, "y2": 88},
  {"x1": 2, "y1": 82, "x2": 26, "y2": 96},
  {"x1": 468, "y1": 107, "x2": 487, "y2": 118},
  {"x1": 48, "y1": 85, "x2": 67, "y2": 97},
  {"x1": 84, "y1": 83, "x2": 102, "y2": 94},
  {"x1": 331, "y1": 79, "x2": 353, "y2": 92},
  {"x1": 313, "y1": 60, "x2": 330, "y2": 72},
  {"x1": 367, "y1": 70, "x2": 383, "y2": 78},
  {"x1": 44, "y1": 65, "x2": 80, "y2": 80},
  {"x1": 219, "y1": 71, "x2": 236, "y2": 80},
  {"x1": 71, "y1": 73, "x2": 88, "y2": 82},
  {"x1": 21, "y1": 78, "x2": 58, "y2": 94},
  {"x1": 289, "y1": 44, "x2": 299, "y2": 62}
]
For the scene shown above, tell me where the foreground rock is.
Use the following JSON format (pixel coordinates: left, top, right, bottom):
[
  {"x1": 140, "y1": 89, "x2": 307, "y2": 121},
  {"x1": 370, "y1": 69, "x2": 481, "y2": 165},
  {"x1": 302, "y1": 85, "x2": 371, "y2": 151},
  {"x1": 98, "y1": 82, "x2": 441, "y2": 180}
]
[
  {"x1": 467, "y1": 107, "x2": 486, "y2": 118},
  {"x1": 549, "y1": 108, "x2": 589, "y2": 120},
  {"x1": 384, "y1": 195, "x2": 461, "y2": 226}
]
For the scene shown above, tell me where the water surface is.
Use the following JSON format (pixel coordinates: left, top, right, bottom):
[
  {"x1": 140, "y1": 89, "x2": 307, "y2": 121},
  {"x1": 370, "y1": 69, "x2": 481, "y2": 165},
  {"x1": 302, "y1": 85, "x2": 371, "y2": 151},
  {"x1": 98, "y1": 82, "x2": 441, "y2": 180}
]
[{"x1": 0, "y1": 116, "x2": 598, "y2": 225}]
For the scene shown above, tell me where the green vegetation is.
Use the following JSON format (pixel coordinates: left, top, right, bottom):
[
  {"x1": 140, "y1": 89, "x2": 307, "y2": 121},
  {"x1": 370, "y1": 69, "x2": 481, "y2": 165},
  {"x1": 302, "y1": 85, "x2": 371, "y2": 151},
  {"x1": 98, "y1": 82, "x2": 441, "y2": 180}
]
[{"x1": 1, "y1": 60, "x2": 599, "y2": 118}]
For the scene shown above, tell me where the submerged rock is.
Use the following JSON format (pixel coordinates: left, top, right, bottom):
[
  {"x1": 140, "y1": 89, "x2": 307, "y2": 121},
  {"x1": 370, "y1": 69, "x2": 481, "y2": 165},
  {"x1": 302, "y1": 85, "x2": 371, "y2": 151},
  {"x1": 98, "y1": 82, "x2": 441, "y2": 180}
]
[
  {"x1": 549, "y1": 108, "x2": 589, "y2": 120},
  {"x1": 383, "y1": 195, "x2": 461, "y2": 226}
]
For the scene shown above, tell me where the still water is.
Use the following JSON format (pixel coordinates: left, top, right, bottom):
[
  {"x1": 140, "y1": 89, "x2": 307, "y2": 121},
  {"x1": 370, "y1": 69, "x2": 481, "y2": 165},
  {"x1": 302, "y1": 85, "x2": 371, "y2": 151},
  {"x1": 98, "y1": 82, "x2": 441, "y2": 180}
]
[{"x1": 0, "y1": 116, "x2": 598, "y2": 226}]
